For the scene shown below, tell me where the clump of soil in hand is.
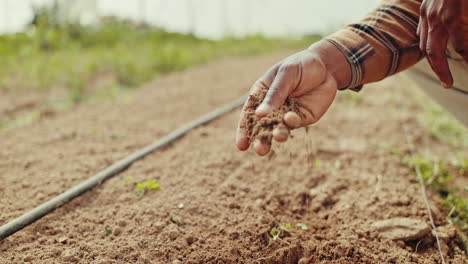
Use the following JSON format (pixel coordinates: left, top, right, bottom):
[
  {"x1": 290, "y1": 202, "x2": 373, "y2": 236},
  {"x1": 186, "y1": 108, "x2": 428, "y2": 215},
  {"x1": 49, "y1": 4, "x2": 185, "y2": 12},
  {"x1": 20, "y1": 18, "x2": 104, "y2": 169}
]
[{"x1": 243, "y1": 89, "x2": 302, "y2": 144}]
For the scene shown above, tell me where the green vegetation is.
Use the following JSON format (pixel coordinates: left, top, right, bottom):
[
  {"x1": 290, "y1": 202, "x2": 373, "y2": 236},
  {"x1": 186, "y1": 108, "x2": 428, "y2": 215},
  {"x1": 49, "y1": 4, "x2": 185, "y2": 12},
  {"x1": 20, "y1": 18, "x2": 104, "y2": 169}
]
[
  {"x1": 135, "y1": 179, "x2": 161, "y2": 196},
  {"x1": 313, "y1": 159, "x2": 322, "y2": 168},
  {"x1": 403, "y1": 155, "x2": 467, "y2": 233},
  {"x1": 269, "y1": 227, "x2": 282, "y2": 240},
  {"x1": 0, "y1": 8, "x2": 318, "y2": 127},
  {"x1": 419, "y1": 105, "x2": 468, "y2": 148},
  {"x1": 101, "y1": 225, "x2": 112, "y2": 238},
  {"x1": 269, "y1": 223, "x2": 307, "y2": 240},
  {"x1": 399, "y1": 82, "x2": 468, "y2": 248},
  {"x1": 296, "y1": 223, "x2": 309, "y2": 230},
  {"x1": 402, "y1": 78, "x2": 467, "y2": 148}
]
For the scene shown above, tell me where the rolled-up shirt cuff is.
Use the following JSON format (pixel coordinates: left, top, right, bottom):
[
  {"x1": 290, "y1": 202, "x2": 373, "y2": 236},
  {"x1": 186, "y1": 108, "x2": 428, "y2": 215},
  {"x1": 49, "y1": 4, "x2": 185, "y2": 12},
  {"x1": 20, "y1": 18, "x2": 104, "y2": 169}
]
[{"x1": 325, "y1": 30, "x2": 374, "y2": 92}]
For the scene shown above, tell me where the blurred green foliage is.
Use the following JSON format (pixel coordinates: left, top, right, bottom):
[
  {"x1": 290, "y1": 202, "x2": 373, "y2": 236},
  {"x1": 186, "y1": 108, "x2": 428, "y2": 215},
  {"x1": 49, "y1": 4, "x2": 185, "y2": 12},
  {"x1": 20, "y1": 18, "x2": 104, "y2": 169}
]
[
  {"x1": 0, "y1": 8, "x2": 319, "y2": 104},
  {"x1": 419, "y1": 105, "x2": 468, "y2": 148},
  {"x1": 403, "y1": 155, "x2": 468, "y2": 233}
]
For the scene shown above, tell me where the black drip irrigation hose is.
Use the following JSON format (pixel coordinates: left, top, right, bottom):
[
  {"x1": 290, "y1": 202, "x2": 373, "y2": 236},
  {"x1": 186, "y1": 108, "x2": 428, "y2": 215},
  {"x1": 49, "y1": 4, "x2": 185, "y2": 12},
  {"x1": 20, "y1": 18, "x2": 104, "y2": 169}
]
[{"x1": 0, "y1": 95, "x2": 247, "y2": 241}]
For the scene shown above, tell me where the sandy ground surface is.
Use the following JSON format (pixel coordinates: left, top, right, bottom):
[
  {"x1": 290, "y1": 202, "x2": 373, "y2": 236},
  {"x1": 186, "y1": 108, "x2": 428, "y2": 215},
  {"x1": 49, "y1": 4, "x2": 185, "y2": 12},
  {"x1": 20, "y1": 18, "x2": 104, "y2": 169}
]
[{"x1": 0, "y1": 52, "x2": 467, "y2": 263}]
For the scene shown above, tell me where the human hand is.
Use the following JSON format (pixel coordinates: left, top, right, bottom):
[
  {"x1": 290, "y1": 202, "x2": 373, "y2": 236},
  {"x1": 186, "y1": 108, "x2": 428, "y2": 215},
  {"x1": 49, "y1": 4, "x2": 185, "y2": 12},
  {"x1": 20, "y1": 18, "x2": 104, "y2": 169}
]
[
  {"x1": 417, "y1": 0, "x2": 468, "y2": 88},
  {"x1": 235, "y1": 44, "x2": 340, "y2": 156}
]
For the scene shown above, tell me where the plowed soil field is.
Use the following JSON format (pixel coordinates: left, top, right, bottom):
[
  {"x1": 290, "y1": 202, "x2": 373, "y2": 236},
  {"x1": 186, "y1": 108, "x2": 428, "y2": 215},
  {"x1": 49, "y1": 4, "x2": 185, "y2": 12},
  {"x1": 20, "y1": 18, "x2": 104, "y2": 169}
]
[{"x1": 0, "y1": 52, "x2": 466, "y2": 263}]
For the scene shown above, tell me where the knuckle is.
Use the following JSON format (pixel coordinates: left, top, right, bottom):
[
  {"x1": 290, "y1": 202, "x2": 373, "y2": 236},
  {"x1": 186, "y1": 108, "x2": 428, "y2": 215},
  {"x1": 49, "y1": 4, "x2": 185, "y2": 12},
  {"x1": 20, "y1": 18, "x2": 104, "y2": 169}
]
[{"x1": 278, "y1": 63, "x2": 296, "y2": 73}]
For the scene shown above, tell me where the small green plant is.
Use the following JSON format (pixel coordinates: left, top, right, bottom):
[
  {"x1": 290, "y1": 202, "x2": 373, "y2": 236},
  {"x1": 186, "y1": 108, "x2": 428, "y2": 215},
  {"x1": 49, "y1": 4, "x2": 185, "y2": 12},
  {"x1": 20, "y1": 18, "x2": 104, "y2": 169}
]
[
  {"x1": 135, "y1": 179, "x2": 160, "y2": 196},
  {"x1": 101, "y1": 225, "x2": 112, "y2": 238},
  {"x1": 451, "y1": 154, "x2": 468, "y2": 175},
  {"x1": 403, "y1": 155, "x2": 468, "y2": 233},
  {"x1": 269, "y1": 224, "x2": 292, "y2": 240},
  {"x1": 279, "y1": 223, "x2": 292, "y2": 232},
  {"x1": 403, "y1": 155, "x2": 452, "y2": 193},
  {"x1": 443, "y1": 193, "x2": 468, "y2": 231},
  {"x1": 270, "y1": 227, "x2": 281, "y2": 240},
  {"x1": 314, "y1": 160, "x2": 322, "y2": 167},
  {"x1": 269, "y1": 223, "x2": 307, "y2": 240},
  {"x1": 377, "y1": 142, "x2": 404, "y2": 157},
  {"x1": 296, "y1": 223, "x2": 309, "y2": 230}
]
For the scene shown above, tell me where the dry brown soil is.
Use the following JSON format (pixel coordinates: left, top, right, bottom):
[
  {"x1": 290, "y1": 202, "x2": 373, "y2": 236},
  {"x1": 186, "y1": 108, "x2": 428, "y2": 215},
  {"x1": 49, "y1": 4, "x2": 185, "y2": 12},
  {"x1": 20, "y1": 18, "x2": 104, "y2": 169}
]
[
  {"x1": 242, "y1": 89, "x2": 300, "y2": 144},
  {"x1": 0, "y1": 52, "x2": 467, "y2": 263}
]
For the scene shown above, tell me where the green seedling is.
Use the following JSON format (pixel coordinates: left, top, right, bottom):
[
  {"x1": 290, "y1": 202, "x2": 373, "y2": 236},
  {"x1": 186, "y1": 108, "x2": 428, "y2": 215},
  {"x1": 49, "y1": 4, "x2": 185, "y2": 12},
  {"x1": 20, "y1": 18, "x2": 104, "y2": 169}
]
[
  {"x1": 135, "y1": 179, "x2": 161, "y2": 196},
  {"x1": 269, "y1": 224, "x2": 291, "y2": 241},
  {"x1": 135, "y1": 182, "x2": 146, "y2": 196},
  {"x1": 296, "y1": 223, "x2": 309, "y2": 230},
  {"x1": 314, "y1": 160, "x2": 322, "y2": 167},
  {"x1": 403, "y1": 155, "x2": 468, "y2": 234},
  {"x1": 279, "y1": 223, "x2": 292, "y2": 232},
  {"x1": 403, "y1": 155, "x2": 452, "y2": 191},
  {"x1": 372, "y1": 142, "x2": 404, "y2": 157},
  {"x1": 145, "y1": 180, "x2": 161, "y2": 190},
  {"x1": 451, "y1": 154, "x2": 468, "y2": 175},
  {"x1": 270, "y1": 227, "x2": 281, "y2": 240},
  {"x1": 101, "y1": 225, "x2": 112, "y2": 238},
  {"x1": 443, "y1": 193, "x2": 468, "y2": 231},
  {"x1": 270, "y1": 223, "x2": 308, "y2": 240}
]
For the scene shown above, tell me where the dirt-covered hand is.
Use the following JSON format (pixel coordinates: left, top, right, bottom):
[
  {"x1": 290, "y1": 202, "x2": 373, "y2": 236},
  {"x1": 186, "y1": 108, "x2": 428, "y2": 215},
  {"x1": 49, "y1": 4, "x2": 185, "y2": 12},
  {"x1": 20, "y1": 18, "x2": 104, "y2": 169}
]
[
  {"x1": 417, "y1": 0, "x2": 468, "y2": 88},
  {"x1": 236, "y1": 47, "x2": 338, "y2": 156}
]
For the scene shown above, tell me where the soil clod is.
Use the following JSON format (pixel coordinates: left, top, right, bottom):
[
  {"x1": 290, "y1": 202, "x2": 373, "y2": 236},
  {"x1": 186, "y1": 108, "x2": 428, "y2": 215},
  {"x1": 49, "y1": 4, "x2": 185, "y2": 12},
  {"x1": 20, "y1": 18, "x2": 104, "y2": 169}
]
[
  {"x1": 243, "y1": 89, "x2": 302, "y2": 145},
  {"x1": 371, "y1": 217, "x2": 431, "y2": 241}
]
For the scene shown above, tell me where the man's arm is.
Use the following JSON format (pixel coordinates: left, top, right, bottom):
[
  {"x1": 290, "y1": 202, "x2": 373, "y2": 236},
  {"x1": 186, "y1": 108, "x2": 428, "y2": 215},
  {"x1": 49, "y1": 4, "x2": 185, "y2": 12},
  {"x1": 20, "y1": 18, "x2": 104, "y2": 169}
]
[
  {"x1": 236, "y1": 0, "x2": 424, "y2": 155},
  {"x1": 326, "y1": 0, "x2": 423, "y2": 91}
]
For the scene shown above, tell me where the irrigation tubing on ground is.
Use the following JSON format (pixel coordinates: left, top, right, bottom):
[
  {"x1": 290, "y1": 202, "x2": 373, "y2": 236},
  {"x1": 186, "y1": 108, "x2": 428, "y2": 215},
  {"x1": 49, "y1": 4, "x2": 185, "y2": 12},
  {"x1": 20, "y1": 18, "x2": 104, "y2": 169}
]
[{"x1": 0, "y1": 94, "x2": 248, "y2": 241}]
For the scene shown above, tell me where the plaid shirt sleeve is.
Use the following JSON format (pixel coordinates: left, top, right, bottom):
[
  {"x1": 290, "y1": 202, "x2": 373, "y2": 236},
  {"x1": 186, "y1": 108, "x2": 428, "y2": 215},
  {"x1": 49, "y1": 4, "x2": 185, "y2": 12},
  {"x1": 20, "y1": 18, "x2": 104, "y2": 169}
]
[{"x1": 326, "y1": 0, "x2": 424, "y2": 91}]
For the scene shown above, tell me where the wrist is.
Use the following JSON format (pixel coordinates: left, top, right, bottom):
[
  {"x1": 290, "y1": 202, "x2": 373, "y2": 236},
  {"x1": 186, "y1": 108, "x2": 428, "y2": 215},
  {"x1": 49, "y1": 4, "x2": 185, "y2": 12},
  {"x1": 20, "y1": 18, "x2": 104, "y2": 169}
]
[{"x1": 307, "y1": 39, "x2": 352, "y2": 89}]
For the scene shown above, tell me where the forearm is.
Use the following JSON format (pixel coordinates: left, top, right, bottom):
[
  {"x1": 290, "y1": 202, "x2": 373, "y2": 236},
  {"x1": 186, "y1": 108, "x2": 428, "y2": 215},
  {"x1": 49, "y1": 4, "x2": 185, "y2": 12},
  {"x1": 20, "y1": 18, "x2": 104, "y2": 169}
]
[{"x1": 325, "y1": 0, "x2": 423, "y2": 90}]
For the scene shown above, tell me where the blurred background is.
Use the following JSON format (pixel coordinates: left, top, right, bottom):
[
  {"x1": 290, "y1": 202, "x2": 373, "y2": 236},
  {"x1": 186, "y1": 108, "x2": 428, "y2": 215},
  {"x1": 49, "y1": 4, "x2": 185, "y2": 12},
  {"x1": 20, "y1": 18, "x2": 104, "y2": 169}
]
[
  {"x1": 1, "y1": 0, "x2": 378, "y2": 37},
  {"x1": 0, "y1": 0, "x2": 377, "y2": 131}
]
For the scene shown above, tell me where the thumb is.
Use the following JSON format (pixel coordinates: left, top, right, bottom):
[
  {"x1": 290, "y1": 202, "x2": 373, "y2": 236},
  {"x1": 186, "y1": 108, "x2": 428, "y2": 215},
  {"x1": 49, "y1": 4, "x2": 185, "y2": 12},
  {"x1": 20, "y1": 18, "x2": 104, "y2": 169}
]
[{"x1": 255, "y1": 65, "x2": 297, "y2": 117}]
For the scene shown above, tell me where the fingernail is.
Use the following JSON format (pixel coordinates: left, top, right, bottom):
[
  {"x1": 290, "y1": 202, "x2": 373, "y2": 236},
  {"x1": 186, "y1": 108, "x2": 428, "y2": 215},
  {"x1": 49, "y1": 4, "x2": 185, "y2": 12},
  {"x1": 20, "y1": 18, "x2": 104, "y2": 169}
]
[
  {"x1": 255, "y1": 104, "x2": 270, "y2": 115},
  {"x1": 442, "y1": 82, "x2": 450, "y2": 88}
]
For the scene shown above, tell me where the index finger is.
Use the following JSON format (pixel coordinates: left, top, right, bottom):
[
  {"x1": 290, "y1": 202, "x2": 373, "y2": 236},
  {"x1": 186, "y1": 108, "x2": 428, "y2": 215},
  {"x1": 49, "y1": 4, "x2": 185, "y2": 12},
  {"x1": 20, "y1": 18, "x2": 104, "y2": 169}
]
[
  {"x1": 425, "y1": 26, "x2": 453, "y2": 88},
  {"x1": 236, "y1": 65, "x2": 278, "y2": 151}
]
